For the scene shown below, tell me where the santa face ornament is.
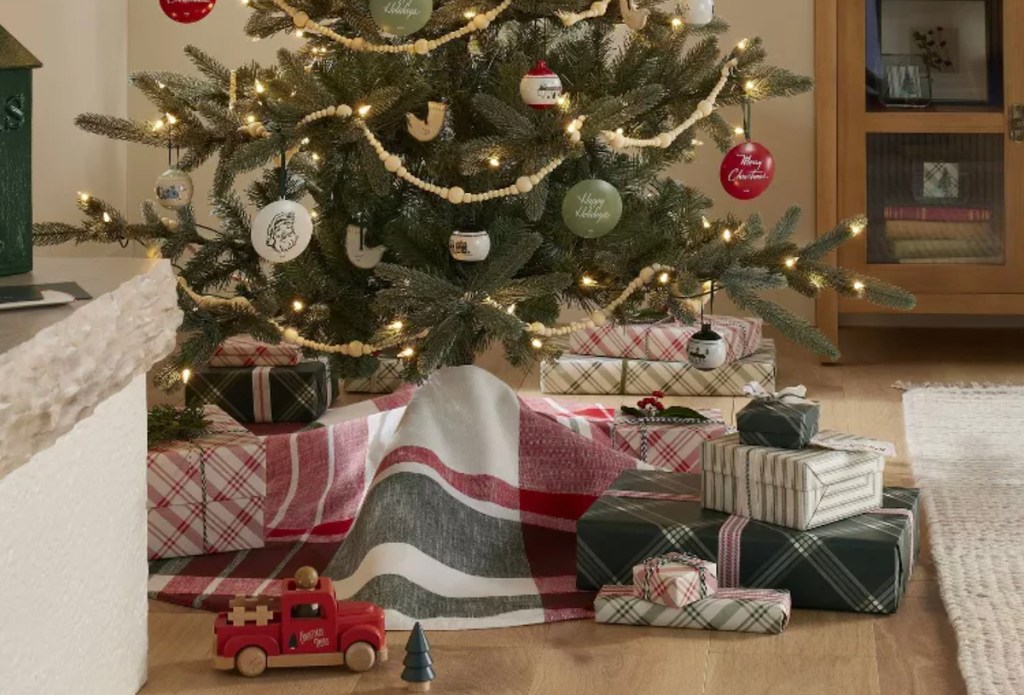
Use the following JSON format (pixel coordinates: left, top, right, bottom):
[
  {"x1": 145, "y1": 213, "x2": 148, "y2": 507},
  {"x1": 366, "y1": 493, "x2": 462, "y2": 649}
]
[{"x1": 251, "y1": 200, "x2": 313, "y2": 263}]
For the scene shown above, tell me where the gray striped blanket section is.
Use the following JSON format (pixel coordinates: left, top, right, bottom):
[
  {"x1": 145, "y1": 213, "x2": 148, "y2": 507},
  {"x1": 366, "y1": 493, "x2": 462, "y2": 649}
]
[
  {"x1": 595, "y1": 585, "x2": 791, "y2": 634},
  {"x1": 701, "y1": 435, "x2": 885, "y2": 530}
]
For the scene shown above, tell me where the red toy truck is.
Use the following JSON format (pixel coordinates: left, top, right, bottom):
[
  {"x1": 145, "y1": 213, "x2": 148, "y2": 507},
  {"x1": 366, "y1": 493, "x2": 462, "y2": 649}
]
[{"x1": 212, "y1": 567, "x2": 387, "y2": 677}]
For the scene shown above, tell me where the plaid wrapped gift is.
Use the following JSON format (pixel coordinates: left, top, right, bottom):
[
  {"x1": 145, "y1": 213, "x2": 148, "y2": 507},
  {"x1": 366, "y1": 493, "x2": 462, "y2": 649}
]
[
  {"x1": 186, "y1": 360, "x2": 336, "y2": 423},
  {"x1": 570, "y1": 316, "x2": 763, "y2": 363},
  {"x1": 577, "y1": 470, "x2": 919, "y2": 613},
  {"x1": 146, "y1": 406, "x2": 266, "y2": 560},
  {"x1": 595, "y1": 586, "x2": 791, "y2": 634},
  {"x1": 633, "y1": 553, "x2": 717, "y2": 608},
  {"x1": 701, "y1": 434, "x2": 885, "y2": 530},
  {"x1": 610, "y1": 410, "x2": 728, "y2": 472},
  {"x1": 736, "y1": 383, "x2": 819, "y2": 449},
  {"x1": 345, "y1": 358, "x2": 403, "y2": 394},
  {"x1": 209, "y1": 335, "x2": 302, "y2": 367},
  {"x1": 541, "y1": 340, "x2": 776, "y2": 396}
]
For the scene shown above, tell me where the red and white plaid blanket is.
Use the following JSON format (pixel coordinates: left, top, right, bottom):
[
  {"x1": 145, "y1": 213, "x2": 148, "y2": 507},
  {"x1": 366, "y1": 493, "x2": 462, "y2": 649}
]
[{"x1": 148, "y1": 367, "x2": 639, "y2": 629}]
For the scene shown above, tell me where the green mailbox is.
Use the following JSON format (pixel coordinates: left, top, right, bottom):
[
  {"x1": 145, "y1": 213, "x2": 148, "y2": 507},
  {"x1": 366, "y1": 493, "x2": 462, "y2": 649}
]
[{"x1": 0, "y1": 25, "x2": 41, "y2": 277}]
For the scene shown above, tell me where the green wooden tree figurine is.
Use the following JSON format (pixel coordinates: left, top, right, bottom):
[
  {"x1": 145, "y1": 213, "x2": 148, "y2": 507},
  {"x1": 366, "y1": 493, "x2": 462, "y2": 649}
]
[{"x1": 401, "y1": 622, "x2": 435, "y2": 693}]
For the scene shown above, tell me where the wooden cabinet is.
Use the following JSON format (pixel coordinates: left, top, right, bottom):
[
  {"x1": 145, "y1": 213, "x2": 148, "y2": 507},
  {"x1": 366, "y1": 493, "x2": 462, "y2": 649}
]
[{"x1": 816, "y1": 0, "x2": 1024, "y2": 351}]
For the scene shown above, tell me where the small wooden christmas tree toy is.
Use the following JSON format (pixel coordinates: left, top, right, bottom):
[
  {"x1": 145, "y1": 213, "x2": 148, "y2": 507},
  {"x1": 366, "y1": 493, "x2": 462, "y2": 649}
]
[{"x1": 401, "y1": 622, "x2": 435, "y2": 692}]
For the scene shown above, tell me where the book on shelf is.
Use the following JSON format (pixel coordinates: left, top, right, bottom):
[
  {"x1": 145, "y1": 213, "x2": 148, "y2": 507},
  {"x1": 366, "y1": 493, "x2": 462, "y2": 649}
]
[
  {"x1": 885, "y1": 220, "x2": 993, "y2": 242},
  {"x1": 889, "y1": 237, "x2": 1002, "y2": 260},
  {"x1": 899, "y1": 256, "x2": 1005, "y2": 265},
  {"x1": 883, "y1": 206, "x2": 993, "y2": 223}
]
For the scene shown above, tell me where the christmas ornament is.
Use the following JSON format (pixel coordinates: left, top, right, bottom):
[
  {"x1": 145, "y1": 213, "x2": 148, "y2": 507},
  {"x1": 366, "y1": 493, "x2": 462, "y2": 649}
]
[
  {"x1": 449, "y1": 230, "x2": 491, "y2": 262},
  {"x1": 406, "y1": 101, "x2": 447, "y2": 142},
  {"x1": 619, "y1": 0, "x2": 649, "y2": 30},
  {"x1": 155, "y1": 168, "x2": 194, "y2": 210},
  {"x1": 720, "y1": 140, "x2": 774, "y2": 201},
  {"x1": 160, "y1": 0, "x2": 217, "y2": 24},
  {"x1": 251, "y1": 200, "x2": 313, "y2": 263},
  {"x1": 686, "y1": 323, "x2": 728, "y2": 370},
  {"x1": 346, "y1": 224, "x2": 387, "y2": 269},
  {"x1": 680, "y1": 0, "x2": 714, "y2": 26},
  {"x1": 520, "y1": 61, "x2": 563, "y2": 111},
  {"x1": 562, "y1": 179, "x2": 623, "y2": 239},
  {"x1": 369, "y1": 0, "x2": 433, "y2": 37}
]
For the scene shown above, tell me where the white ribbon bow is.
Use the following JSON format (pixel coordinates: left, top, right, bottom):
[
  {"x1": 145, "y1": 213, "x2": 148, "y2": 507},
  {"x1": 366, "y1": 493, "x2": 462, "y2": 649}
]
[{"x1": 743, "y1": 382, "x2": 812, "y2": 405}]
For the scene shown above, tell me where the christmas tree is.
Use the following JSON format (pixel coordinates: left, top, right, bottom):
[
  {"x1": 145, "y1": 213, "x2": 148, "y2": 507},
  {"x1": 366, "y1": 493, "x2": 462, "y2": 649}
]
[
  {"x1": 34, "y1": 0, "x2": 914, "y2": 387},
  {"x1": 401, "y1": 622, "x2": 435, "y2": 692}
]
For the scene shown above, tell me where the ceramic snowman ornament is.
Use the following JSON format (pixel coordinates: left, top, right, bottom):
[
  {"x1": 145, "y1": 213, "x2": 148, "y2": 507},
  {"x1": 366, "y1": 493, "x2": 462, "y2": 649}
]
[
  {"x1": 520, "y1": 61, "x2": 564, "y2": 111},
  {"x1": 686, "y1": 323, "x2": 728, "y2": 371},
  {"x1": 680, "y1": 0, "x2": 714, "y2": 26},
  {"x1": 449, "y1": 231, "x2": 491, "y2": 262}
]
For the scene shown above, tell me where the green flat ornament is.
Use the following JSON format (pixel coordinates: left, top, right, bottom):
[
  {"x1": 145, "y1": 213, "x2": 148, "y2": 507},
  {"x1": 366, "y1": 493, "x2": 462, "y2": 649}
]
[
  {"x1": 369, "y1": 0, "x2": 433, "y2": 37},
  {"x1": 562, "y1": 179, "x2": 623, "y2": 239}
]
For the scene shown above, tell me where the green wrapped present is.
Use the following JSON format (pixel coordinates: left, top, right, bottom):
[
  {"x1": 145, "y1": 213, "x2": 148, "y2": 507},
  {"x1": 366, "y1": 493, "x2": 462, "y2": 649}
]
[
  {"x1": 577, "y1": 470, "x2": 919, "y2": 614},
  {"x1": 186, "y1": 360, "x2": 336, "y2": 423},
  {"x1": 345, "y1": 357, "x2": 403, "y2": 394},
  {"x1": 736, "y1": 383, "x2": 820, "y2": 449}
]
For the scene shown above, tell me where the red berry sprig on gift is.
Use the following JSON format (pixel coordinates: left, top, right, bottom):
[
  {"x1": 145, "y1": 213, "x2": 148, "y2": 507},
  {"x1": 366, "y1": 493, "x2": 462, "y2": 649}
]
[{"x1": 620, "y1": 390, "x2": 710, "y2": 422}]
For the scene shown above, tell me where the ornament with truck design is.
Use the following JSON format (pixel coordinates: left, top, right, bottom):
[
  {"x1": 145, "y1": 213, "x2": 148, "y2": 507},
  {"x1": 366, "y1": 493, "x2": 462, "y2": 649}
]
[{"x1": 213, "y1": 567, "x2": 387, "y2": 677}]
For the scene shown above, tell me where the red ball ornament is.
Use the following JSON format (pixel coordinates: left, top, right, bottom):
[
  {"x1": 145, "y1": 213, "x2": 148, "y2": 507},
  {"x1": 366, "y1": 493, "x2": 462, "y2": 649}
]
[
  {"x1": 720, "y1": 141, "x2": 775, "y2": 201},
  {"x1": 160, "y1": 0, "x2": 217, "y2": 24}
]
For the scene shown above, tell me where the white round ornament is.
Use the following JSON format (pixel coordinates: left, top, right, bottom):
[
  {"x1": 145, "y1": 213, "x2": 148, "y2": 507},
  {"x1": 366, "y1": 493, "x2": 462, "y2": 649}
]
[
  {"x1": 449, "y1": 230, "x2": 491, "y2": 262},
  {"x1": 251, "y1": 200, "x2": 313, "y2": 263},
  {"x1": 520, "y1": 61, "x2": 563, "y2": 111},
  {"x1": 155, "y1": 168, "x2": 194, "y2": 210},
  {"x1": 686, "y1": 323, "x2": 728, "y2": 371},
  {"x1": 346, "y1": 224, "x2": 387, "y2": 269},
  {"x1": 681, "y1": 0, "x2": 714, "y2": 26}
]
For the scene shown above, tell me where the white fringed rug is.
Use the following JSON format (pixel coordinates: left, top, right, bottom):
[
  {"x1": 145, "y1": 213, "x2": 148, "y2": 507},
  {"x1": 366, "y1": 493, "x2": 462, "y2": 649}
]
[{"x1": 903, "y1": 386, "x2": 1024, "y2": 695}]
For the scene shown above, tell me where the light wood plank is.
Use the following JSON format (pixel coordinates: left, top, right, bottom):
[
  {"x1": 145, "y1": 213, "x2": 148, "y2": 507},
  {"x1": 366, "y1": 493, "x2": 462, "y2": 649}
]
[
  {"x1": 815, "y1": 0, "x2": 840, "y2": 360},
  {"x1": 704, "y1": 653, "x2": 880, "y2": 695},
  {"x1": 864, "y1": 111, "x2": 1005, "y2": 134}
]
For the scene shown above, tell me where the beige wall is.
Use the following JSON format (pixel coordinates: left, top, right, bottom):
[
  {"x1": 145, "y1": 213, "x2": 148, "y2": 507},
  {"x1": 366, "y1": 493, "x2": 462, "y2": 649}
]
[{"x1": 2, "y1": 0, "x2": 131, "y2": 257}]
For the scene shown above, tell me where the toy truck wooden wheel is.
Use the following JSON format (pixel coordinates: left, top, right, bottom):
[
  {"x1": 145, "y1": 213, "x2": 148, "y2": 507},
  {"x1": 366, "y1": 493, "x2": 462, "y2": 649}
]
[
  {"x1": 345, "y1": 641, "x2": 377, "y2": 673},
  {"x1": 236, "y1": 646, "x2": 268, "y2": 677}
]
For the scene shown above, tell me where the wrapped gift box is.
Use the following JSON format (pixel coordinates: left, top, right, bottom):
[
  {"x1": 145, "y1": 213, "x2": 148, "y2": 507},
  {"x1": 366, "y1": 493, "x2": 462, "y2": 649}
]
[
  {"x1": 577, "y1": 470, "x2": 919, "y2": 614},
  {"x1": 345, "y1": 357, "x2": 403, "y2": 394},
  {"x1": 186, "y1": 360, "x2": 335, "y2": 423},
  {"x1": 147, "y1": 406, "x2": 266, "y2": 560},
  {"x1": 701, "y1": 434, "x2": 885, "y2": 530},
  {"x1": 570, "y1": 316, "x2": 763, "y2": 363},
  {"x1": 610, "y1": 410, "x2": 728, "y2": 473},
  {"x1": 633, "y1": 553, "x2": 717, "y2": 608},
  {"x1": 209, "y1": 335, "x2": 302, "y2": 367},
  {"x1": 595, "y1": 586, "x2": 791, "y2": 634},
  {"x1": 541, "y1": 340, "x2": 776, "y2": 396},
  {"x1": 736, "y1": 389, "x2": 820, "y2": 449}
]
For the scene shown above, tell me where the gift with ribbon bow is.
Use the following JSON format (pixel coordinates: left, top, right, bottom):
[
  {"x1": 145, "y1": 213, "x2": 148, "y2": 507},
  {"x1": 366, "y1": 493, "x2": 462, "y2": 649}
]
[
  {"x1": 146, "y1": 406, "x2": 266, "y2": 560},
  {"x1": 737, "y1": 382, "x2": 820, "y2": 449},
  {"x1": 186, "y1": 359, "x2": 336, "y2": 423},
  {"x1": 633, "y1": 552, "x2": 718, "y2": 608},
  {"x1": 577, "y1": 470, "x2": 919, "y2": 613},
  {"x1": 611, "y1": 395, "x2": 729, "y2": 472},
  {"x1": 595, "y1": 585, "x2": 791, "y2": 634}
]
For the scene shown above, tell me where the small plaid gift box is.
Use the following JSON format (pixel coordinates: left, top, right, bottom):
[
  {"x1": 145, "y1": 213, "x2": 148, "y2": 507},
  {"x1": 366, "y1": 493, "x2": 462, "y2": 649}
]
[
  {"x1": 209, "y1": 335, "x2": 302, "y2": 367},
  {"x1": 570, "y1": 316, "x2": 762, "y2": 363},
  {"x1": 595, "y1": 586, "x2": 791, "y2": 634},
  {"x1": 146, "y1": 406, "x2": 266, "y2": 560},
  {"x1": 610, "y1": 409, "x2": 728, "y2": 473},
  {"x1": 632, "y1": 553, "x2": 718, "y2": 608},
  {"x1": 345, "y1": 357, "x2": 403, "y2": 394},
  {"x1": 186, "y1": 359, "x2": 335, "y2": 423},
  {"x1": 736, "y1": 383, "x2": 820, "y2": 449}
]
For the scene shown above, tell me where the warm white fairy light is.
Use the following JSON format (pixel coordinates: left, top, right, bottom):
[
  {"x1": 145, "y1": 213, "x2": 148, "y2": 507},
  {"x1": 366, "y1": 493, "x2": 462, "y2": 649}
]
[
  {"x1": 292, "y1": 300, "x2": 305, "y2": 312},
  {"x1": 691, "y1": 138, "x2": 703, "y2": 146},
  {"x1": 850, "y1": 223, "x2": 864, "y2": 236},
  {"x1": 165, "y1": 113, "x2": 178, "y2": 125},
  {"x1": 78, "y1": 192, "x2": 90, "y2": 203},
  {"x1": 388, "y1": 320, "x2": 405, "y2": 331},
  {"x1": 255, "y1": 79, "x2": 266, "y2": 94},
  {"x1": 531, "y1": 338, "x2": 544, "y2": 349},
  {"x1": 733, "y1": 126, "x2": 745, "y2": 136},
  {"x1": 463, "y1": 9, "x2": 477, "y2": 18},
  {"x1": 658, "y1": 272, "x2": 671, "y2": 285},
  {"x1": 158, "y1": 82, "x2": 167, "y2": 90},
  {"x1": 853, "y1": 281, "x2": 866, "y2": 292},
  {"x1": 557, "y1": 94, "x2": 570, "y2": 109},
  {"x1": 737, "y1": 38, "x2": 750, "y2": 51},
  {"x1": 398, "y1": 347, "x2": 416, "y2": 359},
  {"x1": 246, "y1": 114, "x2": 257, "y2": 124},
  {"x1": 581, "y1": 275, "x2": 597, "y2": 287},
  {"x1": 311, "y1": 153, "x2": 321, "y2": 162},
  {"x1": 102, "y1": 212, "x2": 112, "y2": 223},
  {"x1": 153, "y1": 119, "x2": 165, "y2": 131},
  {"x1": 301, "y1": 137, "x2": 311, "y2": 145},
  {"x1": 488, "y1": 157, "x2": 501, "y2": 168},
  {"x1": 181, "y1": 368, "x2": 192, "y2": 384},
  {"x1": 670, "y1": 17, "x2": 683, "y2": 28},
  {"x1": 784, "y1": 257, "x2": 798, "y2": 269},
  {"x1": 722, "y1": 229, "x2": 733, "y2": 241},
  {"x1": 744, "y1": 80, "x2": 756, "y2": 93},
  {"x1": 506, "y1": 304, "x2": 517, "y2": 315},
  {"x1": 357, "y1": 105, "x2": 372, "y2": 117}
]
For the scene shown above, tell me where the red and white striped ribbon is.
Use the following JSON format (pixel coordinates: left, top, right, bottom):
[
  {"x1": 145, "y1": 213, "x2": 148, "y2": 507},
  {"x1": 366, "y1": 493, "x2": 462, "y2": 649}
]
[
  {"x1": 717, "y1": 515, "x2": 751, "y2": 587},
  {"x1": 606, "y1": 490, "x2": 700, "y2": 502},
  {"x1": 251, "y1": 367, "x2": 274, "y2": 423}
]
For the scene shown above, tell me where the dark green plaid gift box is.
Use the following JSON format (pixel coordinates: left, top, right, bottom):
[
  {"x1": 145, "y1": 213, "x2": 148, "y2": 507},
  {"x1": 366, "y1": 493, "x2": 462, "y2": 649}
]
[
  {"x1": 577, "y1": 470, "x2": 919, "y2": 614},
  {"x1": 736, "y1": 388, "x2": 820, "y2": 449},
  {"x1": 186, "y1": 360, "x2": 336, "y2": 423}
]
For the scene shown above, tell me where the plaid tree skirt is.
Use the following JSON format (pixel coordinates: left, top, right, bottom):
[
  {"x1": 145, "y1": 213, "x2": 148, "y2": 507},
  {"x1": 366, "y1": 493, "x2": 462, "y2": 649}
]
[{"x1": 149, "y1": 367, "x2": 642, "y2": 629}]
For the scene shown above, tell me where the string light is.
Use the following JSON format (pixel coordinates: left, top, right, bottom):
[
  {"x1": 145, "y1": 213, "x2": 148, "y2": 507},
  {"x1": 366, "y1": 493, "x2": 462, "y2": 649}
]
[
  {"x1": 152, "y1": 119, "x2": 165, "y2": 131},
  {"x1": 388, "y1": 320, "x2": 405, "y2": 331},
  {"x1": 702, "y1": 216, "x2": 712, "y2": 229},
  {"x1": 850, "y1": 223, "x2": 864, "y2": 236},
  {"x1": 670, "y1": 17, "x2": 683, "y2": 28},
  {"x1": 488, "y1": 157, "x2": 501, "y2": 168},
  {"x1": 165, "y1": 113, "x2": 178, "y2": 125},
  {"x1": 733, "y1": 126, "x2": 745, "y2": 136},
  {"x1": 737, "y1": 38, "x2": 750, "y2": 51},
  {"x1": 691, "y1": 138, "x2": 704, "y2": 146},
  {"x1": 581, "y1": 275, "x2": 597, "y2": 287},
  {"x1": 181, "y1": 368, "x2": 192, "y2": 384},
  {"x1": 301, "y1": 137, "x2": 311, "y2": 145},
  {"x1": 157, "y1": 82, "x2": 167, "y2": 90},
  {"x1": 853, "y1": 281, "x2": 866, "y2": 292},
  {"x1": 311, "y1": 153, "x2": 321, "y2": 162},
  {"x1": 357, "y1": 104, "x2": 372, "y2": 117},
  {"x1": 246, "y1": 114, "x2": 257, "y2": 124},
  {"x1": 102, "y1": 212, "x2": 112, "y2": 223},
  {"x1": 506, "y1": 304, "x2": 517, "y2": 315},
  {"x1": 255, "y1": 80, "x2": 266, "y2": 94},
  {"x1": 398, "y1": 347, "x2": 415, "y2": 359},
  {"x1": 616, "y1": 128, "x2": 624, "y2": 135},
  {"x1": 463, "y1": 9, "x2": 477, "y2": 18},
  {"x1": 784, "y1": 257, "x2": 798, "y2": 269},
  {"x1": 722, "y1": 229, "x2": 733, "y2": 241},
  {"x1": 78, "y1": 192, "x2": 90, "y2": 203},
  {"x1": 556, "y1": 94, "x2": 570, "y2": 109},
  {"x1": 531, "y1": 338, "x2": 544, "y2": 349},
  {"x1": 295, "y1": 29, "x2": 304, "y2": 37},
  {"x1": 241, "y1": 0, "x2": 250, "y2": 4},
  {"x1": 146, "y1": 245, "x2": 162, "y2": 260},
  {"x1": 658, "y1": 272, "x2": 671, "y2": 285},
  {"x1": 292, "y1": 300, "x2": 305, "y2": 312}
]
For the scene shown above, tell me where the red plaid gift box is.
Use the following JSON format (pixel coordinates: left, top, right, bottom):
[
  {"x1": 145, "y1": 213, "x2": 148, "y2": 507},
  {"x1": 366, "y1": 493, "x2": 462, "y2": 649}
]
[
  {"x1": 570, "y1": 316, "x2": 762, "y2": 363},
  {"x1": 209, "y1": 335, "x2": 302, "y2": 367},
  {"x1": 610, "y1": 409, "x2": 728, "y2": 473},
  {"x1": 633, "y1": 552, "x2": 718, "y2": 609},
  {"x1": 146, "y1": 406, "x2": 266, "y2": 560}
]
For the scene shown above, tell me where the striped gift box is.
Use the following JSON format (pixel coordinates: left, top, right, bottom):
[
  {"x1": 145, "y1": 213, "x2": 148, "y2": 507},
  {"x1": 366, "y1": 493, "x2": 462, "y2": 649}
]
[
  {"x1": 569, "y1": 316, "x2": 763, "y2": 363},
  {"x1": 209, "y1": 335, "x2": 302, "y2": 367},
  {"x1": 701, "y1": 434, "x2": 884, "y2": 530},
  {"x1": 595, "y1": 585, "x2": 791, "y2": 634},
  {"x1": 146, "y1": 406, "x2": 266, "y2": 560},
  {"x1": 541, "y1": 340, "x2": 776, "y2": 396}
]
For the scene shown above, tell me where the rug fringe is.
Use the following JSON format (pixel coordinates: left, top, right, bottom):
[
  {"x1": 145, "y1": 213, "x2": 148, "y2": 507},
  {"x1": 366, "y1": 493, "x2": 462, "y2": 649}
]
[{"x1": 894, "y1": 380, "x2": 1024, "y2": 392}]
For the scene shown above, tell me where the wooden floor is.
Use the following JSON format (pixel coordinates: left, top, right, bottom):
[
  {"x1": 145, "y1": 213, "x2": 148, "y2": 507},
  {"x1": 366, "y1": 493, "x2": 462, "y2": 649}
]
[{"x1": 145, "y1": 327, "x2": 1024, "y2": 695}]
